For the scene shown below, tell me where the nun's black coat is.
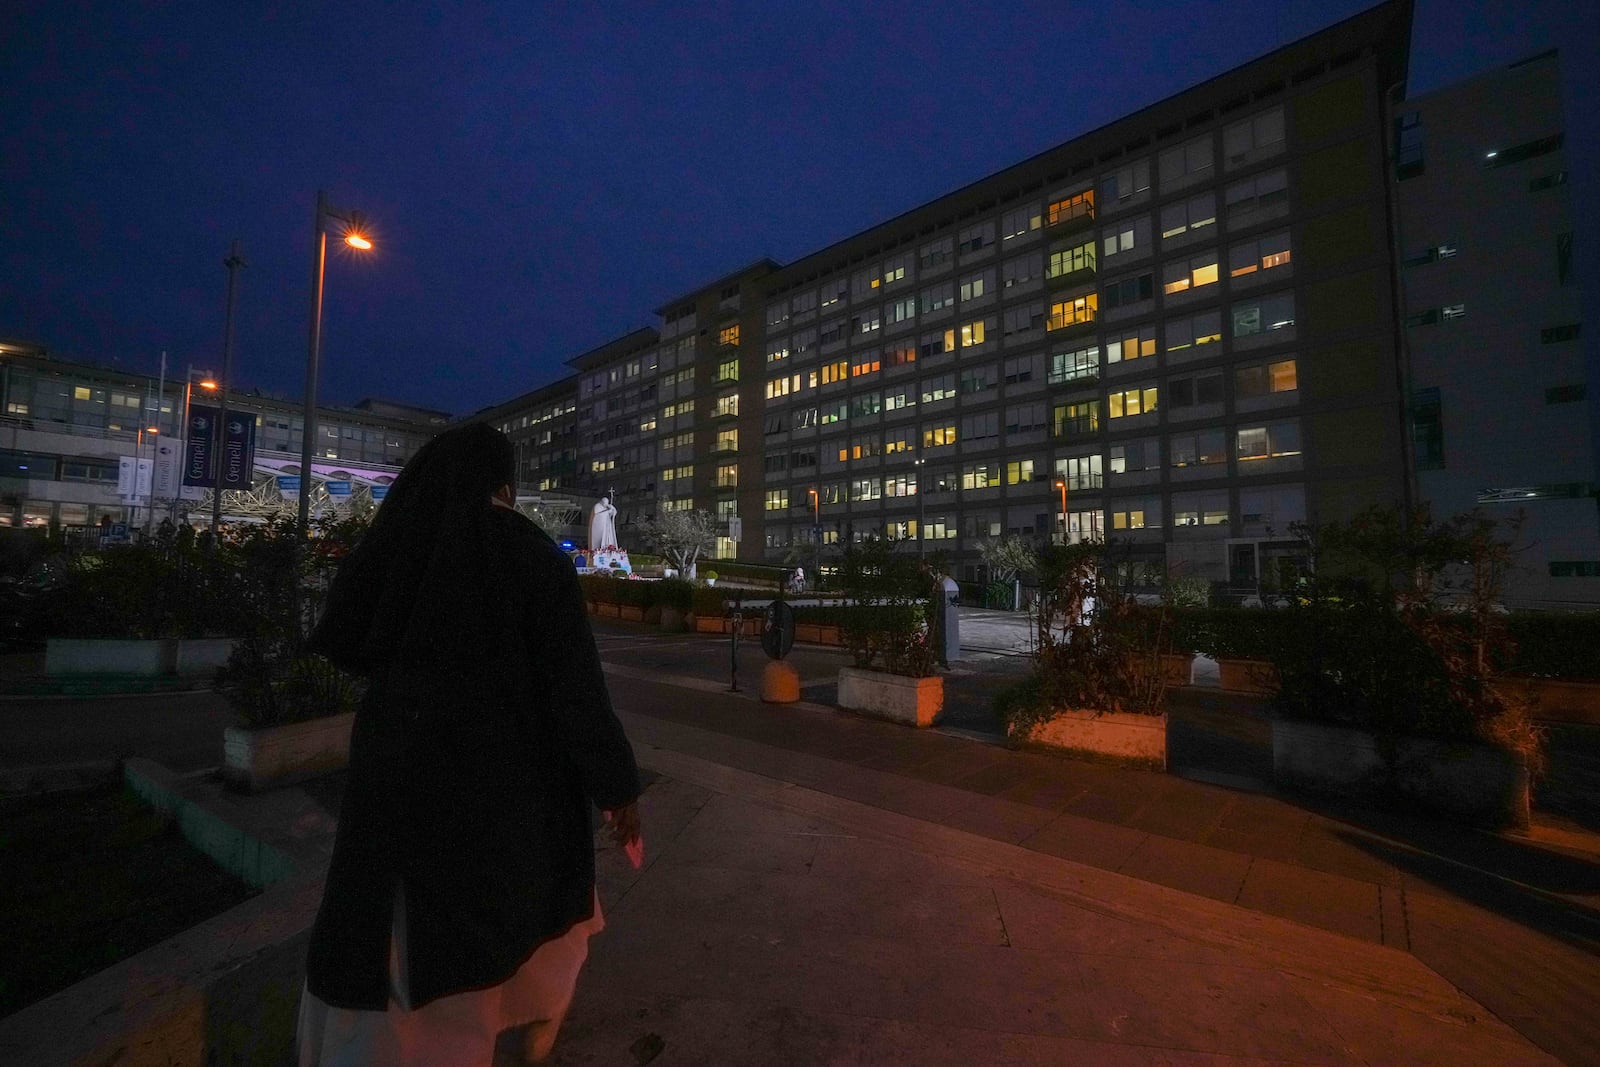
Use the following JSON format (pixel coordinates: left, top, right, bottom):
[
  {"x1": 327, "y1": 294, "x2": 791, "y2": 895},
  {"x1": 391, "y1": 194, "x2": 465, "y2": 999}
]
[{"x1": 303, "y1": 509, "x2": 640, "y2": 1011}]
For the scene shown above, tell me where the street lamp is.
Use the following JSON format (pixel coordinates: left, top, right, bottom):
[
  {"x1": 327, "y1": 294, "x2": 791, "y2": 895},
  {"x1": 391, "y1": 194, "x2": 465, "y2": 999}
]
[
  {"x1": 808, "y1": 486, "x2": 820, "y2": 580},
  {"x1": 174, "y1": 367, "x2": 218, "y2": 520},
  {"x1": 298, "y1": 190, "x2": 374, "y2": 536},
  {"x1": 211, "y1": 240, "x2": 245, "y2": 540},
  {"x1": 1055, "y1": 478, "x2": 1069, "y2": 545},
  {"x1": 913, "y1": 457, "x2": 926, "y2": 558}
]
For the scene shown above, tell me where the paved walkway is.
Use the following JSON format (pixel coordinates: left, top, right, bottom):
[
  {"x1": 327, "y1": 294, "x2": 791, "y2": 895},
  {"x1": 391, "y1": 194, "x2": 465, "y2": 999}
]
[{"x1": 592, "y1": 635, "x2": 1600, "y2": 1066}]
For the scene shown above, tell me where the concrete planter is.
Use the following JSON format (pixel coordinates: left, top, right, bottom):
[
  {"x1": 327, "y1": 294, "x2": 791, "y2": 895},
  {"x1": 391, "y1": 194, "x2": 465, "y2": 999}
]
[
  {"x1": 618, "y1": 604, "x2": 646, "y2": 622},
  {"x1": 1492, "y1": 677, "x2": 1600, "y2": 725},
  {"x1": 1271, "y1": 719, "x2": 1529, "y2": 828},
  {"x1": 1216, "y1": 657, "x2": 1278, "y2": 695},
  {"x1": 1009, "y1": 708, "x2": 1168, "y2": 770},
  {"x1": 659, "y1": 606, "x2": 686, "y2": 632},
  {"x1": 836, "y1": 666, "x2": 943, "y2": 727},
  {"x1": 795, "y1": 623, "x2": 844, "y2": 646},
  {"x1": 45, "y1": 637, "x2": 238, "y2": 677},
  {"x1": 694, "y1": 615, "x2": 726, "y2": 634},
  {"x1": 222, "y1": 712, "x2": 356, "y2": 793}
]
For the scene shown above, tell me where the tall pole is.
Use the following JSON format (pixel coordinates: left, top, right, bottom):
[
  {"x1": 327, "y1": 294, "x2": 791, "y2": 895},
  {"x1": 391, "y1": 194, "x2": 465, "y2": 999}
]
[
  {"x1": 914, "y1": 456, "x2": 925, "y2": 558},
  {"x1": 144, "y1": 351, "x2": 167, "y2": 539},
  {"x1": 211, "y1": 240, "x2": 244, "y2": 539},
  {"x1": 298, "y1": 192, "x2": 329, "y2": 537}
]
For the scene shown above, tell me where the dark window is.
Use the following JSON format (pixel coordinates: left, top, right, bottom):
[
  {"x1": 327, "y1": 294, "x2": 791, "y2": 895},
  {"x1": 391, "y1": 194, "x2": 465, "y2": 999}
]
[
  {"x1": 1557, "y1": 232, "x2": 1574, "y2": 286},
  {"x1": 1484, "y1": 133, "x2": 1563, "y2": 168},
  {"x1": 1530, "y1": 171, "x2": 1568, "y2": 192},
  {"x1": 1103, "y1": 273, "x2": 1153, "y2": 309},
  {"x1": 1549, "y1": 561, "x2": 1600, "y2": 578},
  {"x1": 1411, "y1": 388, "x2": 1443, "y2": 470},
  {"x1": 1394, "y1": 112, "x2": 1424, "y2": 180},
  {"x1": 1546, "y1": 384, "x2": 1586, "y2": 405},
  {"x1": 1542, "y1": 323, "x2": 1582, "y2": 344}
]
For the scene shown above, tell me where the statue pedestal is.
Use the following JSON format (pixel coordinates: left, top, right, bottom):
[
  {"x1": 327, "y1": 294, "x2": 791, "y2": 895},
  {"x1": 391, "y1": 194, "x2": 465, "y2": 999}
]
[{"x1": 580, "y1": 549, "x2": 632, "y2": 575}]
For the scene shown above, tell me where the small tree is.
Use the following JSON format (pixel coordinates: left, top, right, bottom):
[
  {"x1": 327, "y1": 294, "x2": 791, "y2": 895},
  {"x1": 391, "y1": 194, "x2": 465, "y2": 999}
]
[
  {"x1": 838, "y1": 536, "x2": 934, "y2": 676},
  {"x1": 976, "y1": 533, "x2": 1037, "y2": 609},
  {"x1": 640, "y1": 508, "x2": 719, "y2": 580}
]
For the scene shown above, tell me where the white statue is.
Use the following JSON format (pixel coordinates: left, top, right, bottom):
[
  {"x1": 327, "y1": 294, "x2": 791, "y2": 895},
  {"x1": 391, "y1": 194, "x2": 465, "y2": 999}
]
[{"x1": 588, "y1": 495, "x2": 618, "y2": 552}]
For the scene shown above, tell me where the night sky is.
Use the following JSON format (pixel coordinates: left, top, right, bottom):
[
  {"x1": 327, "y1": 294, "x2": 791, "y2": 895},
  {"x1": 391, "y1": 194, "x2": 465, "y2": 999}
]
[{"x1": 3, "y1": 1, "x2": 1594, "y2": 418}]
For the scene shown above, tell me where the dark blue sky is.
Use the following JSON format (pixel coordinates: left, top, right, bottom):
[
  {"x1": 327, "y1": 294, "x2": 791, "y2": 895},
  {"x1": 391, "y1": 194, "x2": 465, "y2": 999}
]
[{"x1": 3, "y1": 1, "x2": 1594, "y2": 417}]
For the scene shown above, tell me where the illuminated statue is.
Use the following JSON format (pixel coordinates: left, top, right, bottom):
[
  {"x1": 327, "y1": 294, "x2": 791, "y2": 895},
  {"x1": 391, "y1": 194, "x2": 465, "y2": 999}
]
[{"x1": 588, "y1": 495, "x2": 618, "y2": 552}]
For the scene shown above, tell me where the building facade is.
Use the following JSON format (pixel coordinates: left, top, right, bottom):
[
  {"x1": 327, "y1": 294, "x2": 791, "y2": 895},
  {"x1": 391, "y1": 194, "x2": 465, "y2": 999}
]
[
  {"x1": 489, "y1": 0, "x2": 1420, "y2": 593},
  {"x1": 0, "y1": 342, "x2": 447, "y2": 537},
  {"x1": 1394, "y1": 50, "x2": 1597, "y2": 607}
]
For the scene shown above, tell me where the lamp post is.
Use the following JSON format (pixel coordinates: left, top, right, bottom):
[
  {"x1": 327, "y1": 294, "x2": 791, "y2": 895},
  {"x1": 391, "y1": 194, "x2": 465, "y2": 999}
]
[
  {"x1": 808, "y1": 486, "x2": 820, "y2": 581},
  {"x1": 1055, "y1": 478, "x2": 1069, "y2": 545},
  {"x1": 211, "y1": 240, "x2": 245, "y2": 540},
  {"x1": 913, "y1": 457, "x2": 926, "y2": 558},
  {"x1": 175, "y1": 367, "x2": 217, "y2": 521},
  {"x1": 298, "y1": 190, "x2": 373, "y2": 537}
]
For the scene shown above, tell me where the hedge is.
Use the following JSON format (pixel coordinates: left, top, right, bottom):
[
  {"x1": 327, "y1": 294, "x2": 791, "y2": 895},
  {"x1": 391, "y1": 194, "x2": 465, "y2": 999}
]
[
  {"x1": 577, "y1": 574, "x2": 695, "y2": 613},
  {"x1": 1170, "y1": 607, "x2": 1279, "y2": 658},
  {"x1": 1503, "y1": 612, "x2": 1600, "y2": 680}
]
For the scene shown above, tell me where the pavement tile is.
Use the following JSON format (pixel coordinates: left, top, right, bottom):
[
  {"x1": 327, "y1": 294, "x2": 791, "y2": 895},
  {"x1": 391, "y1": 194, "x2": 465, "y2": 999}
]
[
  {"x1": 995, "y1": 772, "x2": 1092, "y2": 813},
  {"x1": 868, "y1": 776, "x2": 990, "y2": 823},
  {"x1": 579, "y1": 913, "x2": 924, "y2": 1024},
  {"x1": 1291, "y1": 823, "x2": 1410, "y2": 887},
  {"x1": 1064, "y1": 777, "x2": 1177, "y2": 825},
  {"x1": 1067, "y1": 953, "x2": 1355, "y2": 1063},
  {"x1": 551, "y1": 992, "x2": 1199, "y2": 1066},
  {"x1": 895, "y1": 746, "x2": 1011, "y2": 787},
  {"x1": 1021, "y1": 812, "x2": 1150, "y2": 871},
  {"x1": 1231, "y1": 856, "x2": 1383, "y2": 944},
  {"x1": 990, "y1": 881, "x2": 1244, "y2": 968},
  {"x1": 1403, "y1": 891, "x2": 1600, "y2": 1067},
  {"x1": 648, "y1": 821, "x2": 822, "y2": 877},
  {"x1": 1114, "y1": 835, "x2": 1254, "y2": 905},
  {"x1": 943, "y1": 758, "x2": 1039, "y2": 796},
  {"x1": 807, "y1": 834, "x2": 995, "y2": 888},
  {"x1": 938, "y1": 795, "x2": 1063, "y2": 844},
  {"x1": 1122, "y1": 785, "x2": 1240, "y2": 842},
  {"x1": 627, "y1": 862, "x2": 1010, "y2": 948},
  {"x1": 1291, "y1": 977, "x2": 1562, "y2": 1067}
]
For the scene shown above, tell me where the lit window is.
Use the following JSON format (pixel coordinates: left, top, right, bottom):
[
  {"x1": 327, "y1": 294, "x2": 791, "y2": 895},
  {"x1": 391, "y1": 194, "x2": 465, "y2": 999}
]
[
  {"x1": 1105, "y1": 326, "x2": 1156, "y2": 364},
  {"x1": 1047, "y1": 241, "x2": 1096, "y2": 280},
  {"x1": 1047, "y1": 294, "x2": 1097, "y2": 330},
  {"x1": 1163, "y1": 253, "x2": 1218, "y2": 295},
  {"x1": 1108, "y1": 386, "x2": 1158, "y2": 419},
  {"x1": 716, "y1": 428, "x2": 739, "y2": 452},
  {"x1": 1229, "y1": 231, "x2": 1292, "y2": 277},
  {"x1": 1236, "y1": 420, "x2": 1301, "y2": 461},
  {"x1": 1047, "y1": 189, "x2": 1095, "y2": 227},
  {"x1": 959, "y1": 319, "x2": 988, "y2": 347}
]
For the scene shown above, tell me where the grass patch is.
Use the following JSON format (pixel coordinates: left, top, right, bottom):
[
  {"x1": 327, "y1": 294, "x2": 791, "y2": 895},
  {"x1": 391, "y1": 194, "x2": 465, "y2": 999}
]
[{"x1": 0, "y1": 778, "x2": 257, "y2": 1017}]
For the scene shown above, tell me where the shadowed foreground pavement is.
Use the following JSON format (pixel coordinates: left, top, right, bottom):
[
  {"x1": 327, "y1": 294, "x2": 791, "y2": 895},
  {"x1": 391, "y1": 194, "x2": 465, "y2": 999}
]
[{"x1": 550, "y1": 744, "x2": 1556, "y2": 1065}]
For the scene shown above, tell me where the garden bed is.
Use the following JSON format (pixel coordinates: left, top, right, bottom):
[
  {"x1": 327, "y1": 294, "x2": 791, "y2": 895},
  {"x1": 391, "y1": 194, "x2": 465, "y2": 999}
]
[{"x1": 0, "y1": 778, "x2": 257, "y2": 1017}]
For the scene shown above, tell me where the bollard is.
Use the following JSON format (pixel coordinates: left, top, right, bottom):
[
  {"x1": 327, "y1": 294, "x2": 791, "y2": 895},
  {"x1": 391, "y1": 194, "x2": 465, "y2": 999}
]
[{"x1": 729, "y1": 610, "x2": 743, "y2": 692}]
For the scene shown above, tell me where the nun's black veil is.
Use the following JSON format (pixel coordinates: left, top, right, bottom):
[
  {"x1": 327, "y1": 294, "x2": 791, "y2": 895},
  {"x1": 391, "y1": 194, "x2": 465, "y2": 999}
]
[{"x1": 308, "y1": 422, "x2": 517, "y2": 671}]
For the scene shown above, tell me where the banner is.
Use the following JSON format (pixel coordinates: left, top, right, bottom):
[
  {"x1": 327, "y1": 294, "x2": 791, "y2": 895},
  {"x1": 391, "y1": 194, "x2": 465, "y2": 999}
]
[
  {"x1": 371, "y1": 485, "x2": 388, "y2": 500},
  {"x1": 119, "y1": 457, "x2": 153, "y2": 501},
  {"x1": 277, "y1": 475, "x2": 301, "y2": 495},
  {"x1": 218, "y1": 411, "x2": 256, "y2": 490},
  {"x1": 154, "y1": 439, "x2": 181, "y2": 498},
  {"x1": 183, "y1": 405, "x2": 218, "y2": 487},
  {"x1": 325, "y1": 480, "x2": 352, "y2": 497}
]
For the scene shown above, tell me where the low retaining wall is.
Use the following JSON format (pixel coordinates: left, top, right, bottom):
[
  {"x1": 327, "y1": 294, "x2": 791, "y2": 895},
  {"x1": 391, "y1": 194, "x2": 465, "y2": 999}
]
[
  {"x1": 836, "y1": 667, "x2": 943, "y2": 728},
  {"x1": 45, "y1": 637, "x2": 238, "y2": 677},
  {"x1": 1492, "y1": 677, "x2": 1600, "y2": 726},
  {"x1": 0, "y1": 759, "x2": 321, "y2": 1066},
  {"x1": 223, "y1": 712, "x2": 356, "y2": 794},
  {"x1": 1011, "y1": 709, "x2": 1168, "y2": 770},
  {"x1": 1271, "y1": 719, "x2": 1529, "y2": 828}
]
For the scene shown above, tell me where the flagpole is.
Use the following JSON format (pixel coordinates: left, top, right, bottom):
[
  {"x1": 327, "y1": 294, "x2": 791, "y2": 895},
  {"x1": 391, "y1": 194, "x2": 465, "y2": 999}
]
[{"x1": 144, "y1": 351, "x2": 166, "y2": 539}]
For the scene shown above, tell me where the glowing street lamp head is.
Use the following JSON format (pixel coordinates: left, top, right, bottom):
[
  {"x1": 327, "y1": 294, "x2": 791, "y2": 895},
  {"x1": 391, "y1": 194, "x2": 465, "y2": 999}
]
[
  {"x1": 343, "y1": 231, "x2": 373, "y2": 250},
  {"x1": 199, "y1": 378, "x2": 219, "y2": 391}
]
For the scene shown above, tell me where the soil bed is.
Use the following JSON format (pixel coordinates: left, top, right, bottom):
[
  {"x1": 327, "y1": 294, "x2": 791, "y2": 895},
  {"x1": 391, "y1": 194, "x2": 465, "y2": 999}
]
[{"x1": 0, "y1": 776, "x2": 257, "y2": 1016}]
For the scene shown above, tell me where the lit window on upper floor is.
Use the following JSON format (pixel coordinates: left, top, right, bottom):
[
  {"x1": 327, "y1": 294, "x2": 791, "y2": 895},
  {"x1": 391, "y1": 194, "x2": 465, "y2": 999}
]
[
  {"x1": 1105, "y1": 325, "x2": 1155, "y2": 365},
  {"x1": 1160, "y1": 193, "x2": 1217, "y2": 241},
  {"x1": 1236, "y1": 358, "x2": 1298, "y2": 398},
  {"x1": 718, "y1": 324, "x2": 740, "y2": 348},
  {"x1": 1108, "y1": 385, "x2": 1158, "y2": 419},
  {"x1": 1228, "y1": 232, "x2": 1291, "y2": 278},
  {"x1": 1162, "y1": 253, "x2": 1218, "y2": 296},
  {"x1": 1046, "y1": 189, "x2": 1095, "y2": 228}
]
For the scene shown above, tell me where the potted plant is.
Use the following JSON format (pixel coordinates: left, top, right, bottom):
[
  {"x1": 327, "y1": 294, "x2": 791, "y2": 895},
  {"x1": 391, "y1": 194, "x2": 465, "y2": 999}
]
[
  {"x1": 1160, "y1": 573, "x2": 1209, "y2": 687},
  {"x1": 1264, "y1": 506, "x2": 1540, "y2": 827},
  {"x1": 1191, "y1": 607, "x2": 1279, "y2": 694},
  {"x1": 997, "y1": 540, "x2": 1170, "y2": 769},
  {"x1": 834, "y1": 537, "x2": 942, "y2": 727},
  {"x1": 704, "y1": 570, "x2": 718, "y2": 587}
]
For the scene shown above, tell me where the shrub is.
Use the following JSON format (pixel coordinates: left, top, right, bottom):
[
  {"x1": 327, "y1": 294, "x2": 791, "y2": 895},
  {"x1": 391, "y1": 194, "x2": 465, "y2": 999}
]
[
  {"x1": 218, "y1": 647, "x2": 360, "y2": 728},
  {"x1": 651, "y1": 577, "x2": 695, "y2": 614},
  {"x1": 691, "y1": 585, "x2": 728, "y2": 617},
  {"x1": 1172, "y1": 608, "x2": 1278, "y2": 659},
  {"x1": 1266, "y1": 506, "x2": 1542, "y2": 772},
  {"x1": 838, "y1": 537, "x2": 936, "y2": 677},
  {"x1": 1503, "y1": 613, "x2": 1600, "y2": 680},
  {"x1": 1015, "y1": 539, "x2": 1174, "y2": 732}
]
